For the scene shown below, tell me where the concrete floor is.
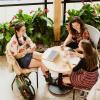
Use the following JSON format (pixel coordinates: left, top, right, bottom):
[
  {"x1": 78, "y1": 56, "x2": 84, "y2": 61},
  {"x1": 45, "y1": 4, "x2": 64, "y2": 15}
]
[{"x1": 0, "y1": 56, "x2": 84, "y2": 100}]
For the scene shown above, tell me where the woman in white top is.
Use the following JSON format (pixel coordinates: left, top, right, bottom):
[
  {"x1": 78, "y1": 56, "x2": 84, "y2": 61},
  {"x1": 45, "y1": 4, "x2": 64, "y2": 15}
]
[{"x1": 9, "y1": 23, "x2": 50, "y2": 82}]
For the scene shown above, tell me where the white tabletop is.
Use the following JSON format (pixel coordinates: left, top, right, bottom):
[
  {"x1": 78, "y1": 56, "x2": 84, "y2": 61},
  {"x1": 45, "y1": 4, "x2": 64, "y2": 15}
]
[{"x1": 42, "y1": 46, "x2": 80, "y2": 74}]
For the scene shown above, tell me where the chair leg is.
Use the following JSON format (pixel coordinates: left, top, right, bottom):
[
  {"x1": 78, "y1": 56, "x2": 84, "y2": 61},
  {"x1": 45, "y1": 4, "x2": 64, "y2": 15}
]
[
  {"x1": 84, "y1": 92, "x2": 88, "y2": 100},
  {"x1": 36, "y1": 71, "x2": 38, "y2": 89},
  {"x1": 11, "y1": 75, "x2": 17, "y2": 90},
  {"x1": 73, "y1": 89, "x2": 75, "y2": 100}
]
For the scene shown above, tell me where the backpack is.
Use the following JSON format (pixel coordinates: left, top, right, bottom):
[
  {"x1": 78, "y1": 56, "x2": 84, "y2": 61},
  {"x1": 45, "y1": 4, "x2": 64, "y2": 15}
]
[{"x1": 12, "y1": 74, "x2": 35, "y2": 100}]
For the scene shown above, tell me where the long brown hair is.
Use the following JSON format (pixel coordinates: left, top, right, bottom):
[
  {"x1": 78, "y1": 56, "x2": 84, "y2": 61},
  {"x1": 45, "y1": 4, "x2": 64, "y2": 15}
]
[
  {"x1": 81, "y1": 39, "x2": 98, "y2": 71},
  {"x1": 14, "y1": 23, "x2": 26, "y2": 46},
  {"x1": 69, "y1": 16, "x2": 85, "y2": 35}
]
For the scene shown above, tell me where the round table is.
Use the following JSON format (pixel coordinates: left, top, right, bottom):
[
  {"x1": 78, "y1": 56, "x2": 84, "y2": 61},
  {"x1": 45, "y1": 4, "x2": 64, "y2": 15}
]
[{"x1": 42, "y1": 46, "x2": 80, "y2": 95}]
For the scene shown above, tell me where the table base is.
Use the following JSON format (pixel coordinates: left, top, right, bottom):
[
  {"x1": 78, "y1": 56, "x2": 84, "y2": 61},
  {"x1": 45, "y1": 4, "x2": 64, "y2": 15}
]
[{"x1": 48, "y1": 84, "x2": 72, "y2": 95}]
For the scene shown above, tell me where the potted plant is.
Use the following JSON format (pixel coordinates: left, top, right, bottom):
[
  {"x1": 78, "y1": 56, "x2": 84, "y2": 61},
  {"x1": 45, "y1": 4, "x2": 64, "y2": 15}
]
[
  {"x1": 66, "y1": 4, "x2": 100, "y2": 31},
  {"x1": 32, "y1": 8, "x2": 54, "y2": 47},
  {"x1": 0, "y1": 23, "x2": 14, "y2": 55}
]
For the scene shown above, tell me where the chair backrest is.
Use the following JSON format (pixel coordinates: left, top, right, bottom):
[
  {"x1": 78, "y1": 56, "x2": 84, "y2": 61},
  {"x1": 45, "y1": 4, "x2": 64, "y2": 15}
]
[
  {"x1": 85, "y1": 24, "x2": 100, "y2": 49},
  {"x1": 5, "y1": 42, "x2": 22, "y2": 75}
]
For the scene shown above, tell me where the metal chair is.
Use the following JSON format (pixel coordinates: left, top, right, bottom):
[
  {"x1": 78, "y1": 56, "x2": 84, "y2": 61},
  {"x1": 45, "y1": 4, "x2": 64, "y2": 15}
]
[{"x1": 5, "y1": 42, "x2": 38, "y2": 90}]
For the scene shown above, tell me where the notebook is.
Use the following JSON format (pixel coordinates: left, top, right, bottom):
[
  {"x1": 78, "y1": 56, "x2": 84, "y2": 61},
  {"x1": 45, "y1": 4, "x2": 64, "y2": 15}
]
[{"x1": 43, "y1": 48, "x2": 59, "y2": 61}]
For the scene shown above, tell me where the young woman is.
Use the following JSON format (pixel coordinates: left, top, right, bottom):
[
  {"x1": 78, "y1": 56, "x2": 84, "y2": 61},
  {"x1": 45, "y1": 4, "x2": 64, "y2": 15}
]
[
  {"x1": 9, "y1": 23, "x2": 51, "y2": 82},
  {"x1": 62, "y1": 16, "x2": 90, "y2": 49},
  {"x1": 63, "y1": 39, "x2": 98, "y2": 90}
]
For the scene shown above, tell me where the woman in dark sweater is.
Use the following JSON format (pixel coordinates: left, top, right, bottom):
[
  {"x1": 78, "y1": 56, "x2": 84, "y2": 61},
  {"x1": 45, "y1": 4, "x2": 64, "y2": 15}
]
[{"x1": 63, "y1": 39, "x2": 98, "y2": 89}]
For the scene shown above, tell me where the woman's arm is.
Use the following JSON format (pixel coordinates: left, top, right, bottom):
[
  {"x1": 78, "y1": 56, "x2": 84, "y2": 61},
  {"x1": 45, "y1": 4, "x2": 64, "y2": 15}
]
[
  {"x1": 63, "y1": 33, "x2": 72, "y2": 46},
  {"x1": 74, "y1": 51, "x2": 84, "y2": 58},
  {"x1": 73, "y1": 58, "x2": 85, "y2": 71},
  {"x1": 14, "y1": 48, "x2": 34, "y2": 59}
]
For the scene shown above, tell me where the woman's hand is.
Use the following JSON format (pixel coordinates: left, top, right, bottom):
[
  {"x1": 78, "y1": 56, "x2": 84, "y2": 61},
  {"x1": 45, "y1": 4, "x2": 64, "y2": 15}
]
[
  {"x1": 27, "y1": 48, "x2": 33, "y2": 53},
  {"x1": 19, "y1": 48, "x2": 25, "y2": 53},
  {"x1": 68, "y1": 51, "x2": 75, "y2": 57},
  {"x1": 74, "y1": 51, "x2": 84, "y2": 58},
  {"x1": 61, "y1": 44, "x2": 64, "y2": 50}
]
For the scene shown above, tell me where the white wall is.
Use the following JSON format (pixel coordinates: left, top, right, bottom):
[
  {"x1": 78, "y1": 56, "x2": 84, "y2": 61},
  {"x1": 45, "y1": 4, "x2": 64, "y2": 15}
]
[{"x1": 0, "y1": 0, "x2": 100, "y2": 23}]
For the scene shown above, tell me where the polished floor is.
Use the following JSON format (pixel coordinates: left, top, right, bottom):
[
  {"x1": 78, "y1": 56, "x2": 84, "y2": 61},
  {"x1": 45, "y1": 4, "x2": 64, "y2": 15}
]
[{"x1": 0, "y1": 56, "x2": 84, "y2": 100}]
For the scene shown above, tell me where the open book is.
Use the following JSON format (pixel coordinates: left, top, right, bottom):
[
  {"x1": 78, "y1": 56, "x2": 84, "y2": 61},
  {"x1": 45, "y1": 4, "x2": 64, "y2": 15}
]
[{"x1": 42, "y1": 48, "x2": 59, "y2": 62}]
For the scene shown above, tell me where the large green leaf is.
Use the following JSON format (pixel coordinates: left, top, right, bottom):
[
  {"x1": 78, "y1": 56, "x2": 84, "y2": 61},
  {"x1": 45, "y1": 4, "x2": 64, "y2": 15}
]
[
  {"x1": 5, "y1": 32, "x2": 11, "y2": 42},
  {"x1": 0, "y1": 33, "x2": 4, "y2": 40},
  {"x1": 40, "y1": 16, "x2": 53, "y2": 27},
  {"x1": 32, "y1": 8, "x2": 43, "y2": 22}
]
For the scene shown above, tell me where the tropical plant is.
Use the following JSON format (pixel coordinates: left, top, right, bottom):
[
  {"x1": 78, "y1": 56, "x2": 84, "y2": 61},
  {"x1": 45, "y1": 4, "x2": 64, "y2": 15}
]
[
  {"x1": 31, "y1": 8, "x2": 54, "y2": 46},
  {"x1": 66, "y1": 4, "x2": 100, "y2": 31},
  {"x1": 0, "y1": 23, "x2": 14, "y2": 55},
  {"x1": 60, "y1": 23, "x2": 68, "y2": 41},
  {"x1": 0, "y1": 8, "x2": 54, "y2": 55},
  {"x1": 95, "y1": 4, "x2": 100, "y2": 16},
  {"x1": 10, "y1": 9, "x2": 33, "y2": 36}
]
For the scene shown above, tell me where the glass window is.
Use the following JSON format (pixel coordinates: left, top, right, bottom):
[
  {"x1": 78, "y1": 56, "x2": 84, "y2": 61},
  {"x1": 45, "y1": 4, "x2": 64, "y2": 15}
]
[
  {"x1": 47, "y1": 2, "x2": 63, "y2": 25},
  {"x1": 0, "y1": 0, "x2": 44, "y2": 5},
  {"x1": 0, "y1": 0, "x2": 44, "y2": 22},
  {"x1": 0, "y1": 5, "x2": 44, "y2": 22}
]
